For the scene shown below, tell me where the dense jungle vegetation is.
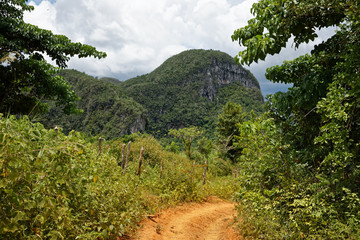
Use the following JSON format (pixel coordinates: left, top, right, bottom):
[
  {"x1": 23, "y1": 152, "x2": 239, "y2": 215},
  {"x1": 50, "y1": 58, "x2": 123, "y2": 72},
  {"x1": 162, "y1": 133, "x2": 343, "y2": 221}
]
[
  {"x1": 231, "y1": 0, "x2": 360, "y2": 238},
  {"x1": 1, "y1": 0, "x2": 359, "y2": 239}
]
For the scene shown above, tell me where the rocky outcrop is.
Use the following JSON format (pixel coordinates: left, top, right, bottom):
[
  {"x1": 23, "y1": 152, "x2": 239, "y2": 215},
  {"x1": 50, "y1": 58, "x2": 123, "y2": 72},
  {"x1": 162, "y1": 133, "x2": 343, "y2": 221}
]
[
  {"x1": 129, "y1": 114, "x2": 146, "y2": 133},
  {"x1": 198, "y1": 58, "x2": 259, "y2": 101}
]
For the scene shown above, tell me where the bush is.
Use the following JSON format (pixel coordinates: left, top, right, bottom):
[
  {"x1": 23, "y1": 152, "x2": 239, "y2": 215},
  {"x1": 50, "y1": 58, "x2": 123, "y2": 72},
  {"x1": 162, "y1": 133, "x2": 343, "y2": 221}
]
[{"x1": 232, "y1": 116, "x2": 360, "y2": 239}]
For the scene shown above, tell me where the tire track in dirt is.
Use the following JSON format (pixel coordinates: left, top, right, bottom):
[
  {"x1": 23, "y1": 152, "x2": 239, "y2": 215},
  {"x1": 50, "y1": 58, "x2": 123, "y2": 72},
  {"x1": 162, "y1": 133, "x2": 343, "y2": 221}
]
[{"x1": 132, "y1": 197, "x2": 243, "y2": 240}]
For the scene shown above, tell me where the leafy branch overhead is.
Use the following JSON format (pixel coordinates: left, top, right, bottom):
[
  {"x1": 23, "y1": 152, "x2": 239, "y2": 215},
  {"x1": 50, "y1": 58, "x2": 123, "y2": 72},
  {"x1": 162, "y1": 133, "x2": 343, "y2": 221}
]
[
  {"x1": 231, "y1": 0, "x2": 352, "y2": 65},
  {"x1": 0, "y1": 0, "x2": 106, "y2": 115}
]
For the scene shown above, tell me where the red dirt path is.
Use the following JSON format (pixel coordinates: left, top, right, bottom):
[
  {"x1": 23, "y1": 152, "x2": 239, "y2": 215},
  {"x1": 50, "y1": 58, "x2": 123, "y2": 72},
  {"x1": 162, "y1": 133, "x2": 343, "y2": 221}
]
[{"x1": 131, "y1": 196, "x2": 244, "y2": 240}]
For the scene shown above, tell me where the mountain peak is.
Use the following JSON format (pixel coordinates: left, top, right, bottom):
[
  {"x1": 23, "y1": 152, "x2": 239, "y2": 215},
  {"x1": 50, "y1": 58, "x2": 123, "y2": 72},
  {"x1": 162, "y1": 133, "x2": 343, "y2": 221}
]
[
  {"x1": 153, "y1": 49, "x2": 259, "y2": 87},
  {"x1": 120, "y1": 49, "x2": 264, "y2": 135}
]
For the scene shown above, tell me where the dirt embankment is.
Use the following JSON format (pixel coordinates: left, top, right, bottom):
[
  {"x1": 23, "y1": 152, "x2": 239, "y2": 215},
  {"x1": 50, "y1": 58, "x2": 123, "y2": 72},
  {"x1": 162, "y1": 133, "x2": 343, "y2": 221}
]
[{"x1": 131, "y1": 196, "x2": 243, "y2": 240}]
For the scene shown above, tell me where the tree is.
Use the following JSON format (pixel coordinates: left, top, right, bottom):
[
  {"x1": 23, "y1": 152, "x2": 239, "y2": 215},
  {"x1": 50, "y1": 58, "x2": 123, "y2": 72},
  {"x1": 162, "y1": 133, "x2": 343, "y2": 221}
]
[
  {"x1": 232, "y1": 0, "x2": 359, "y2": 170},
  {"x1": 168, "y1": 126, "x2": 202, "y2": 159},
  {"x1": 232, "y1": 0, "x2": 351, "y2": 65},
  {"x1": 0, "y1": 0, "x2": 106, "y2": 115},
  {"x1": 216, "y1": 101, "x2": 247, "y2": 163},
  {"x1": 232, "y1": 0, "x2": 360, "y2": 237}
]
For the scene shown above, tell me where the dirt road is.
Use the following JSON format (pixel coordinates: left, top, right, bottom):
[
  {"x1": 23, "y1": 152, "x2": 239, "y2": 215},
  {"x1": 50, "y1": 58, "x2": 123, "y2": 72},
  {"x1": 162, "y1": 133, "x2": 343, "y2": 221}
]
[{"x1": 132, "y1": 197, "x2": 242, "y2": 240}]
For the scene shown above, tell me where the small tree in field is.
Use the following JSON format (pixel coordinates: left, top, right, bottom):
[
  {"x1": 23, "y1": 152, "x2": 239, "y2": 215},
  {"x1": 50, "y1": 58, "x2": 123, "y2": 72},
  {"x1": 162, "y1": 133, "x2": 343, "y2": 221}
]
[{"x1": 168, "y1": 126, "x2": 202, "y2": 159}]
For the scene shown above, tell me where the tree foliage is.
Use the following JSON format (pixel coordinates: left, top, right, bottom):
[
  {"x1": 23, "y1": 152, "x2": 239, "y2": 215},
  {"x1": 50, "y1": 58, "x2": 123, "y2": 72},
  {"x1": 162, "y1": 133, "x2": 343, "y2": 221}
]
[
  {"x1": 232, "y1": 0, "x2": 360, "y2": 238},
  {"x1": 232, "y1": 0, "x2": 352, "y2": 65},
  {"x1": 233, "y1": 0, "x2": 360, "y2": 183},
  {"x1": 0, "y1": 0, "x2": 106, "y2": 115},
  {"x1": 216, "y1": 102, "x2": 247, "y2": 163}
]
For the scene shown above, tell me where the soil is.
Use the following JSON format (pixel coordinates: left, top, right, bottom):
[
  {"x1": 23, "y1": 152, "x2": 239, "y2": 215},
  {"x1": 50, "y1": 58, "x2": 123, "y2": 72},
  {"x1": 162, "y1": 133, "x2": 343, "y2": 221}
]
[{"x1": 131, "y1": 196, "x2": 243, "y2": 240}]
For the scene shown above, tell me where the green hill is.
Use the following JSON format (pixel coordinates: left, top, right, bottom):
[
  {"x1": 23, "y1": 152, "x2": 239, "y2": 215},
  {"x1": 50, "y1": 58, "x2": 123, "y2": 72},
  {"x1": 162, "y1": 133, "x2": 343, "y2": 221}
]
[
  {"x1": 41, "y1": 49, "x2": 264, "y2": 138},
  {"x1": 118, "y1": 49, "x2": 264, "y2": 136}
]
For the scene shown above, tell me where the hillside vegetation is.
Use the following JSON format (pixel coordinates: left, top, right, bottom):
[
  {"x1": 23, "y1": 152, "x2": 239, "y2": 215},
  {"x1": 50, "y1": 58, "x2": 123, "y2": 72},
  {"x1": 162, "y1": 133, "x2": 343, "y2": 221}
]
[
  {"x1": 41, "y1": 49, "x2": 264, "y2": 139},
  {"x1": 41, "y1": 70, "x2": 146, "y2": 139}
]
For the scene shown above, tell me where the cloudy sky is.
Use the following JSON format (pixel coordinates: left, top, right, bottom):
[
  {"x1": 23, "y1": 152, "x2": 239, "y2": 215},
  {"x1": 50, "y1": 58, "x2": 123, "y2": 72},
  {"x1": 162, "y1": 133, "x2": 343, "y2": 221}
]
[{"x1": 24, "y1": 0, "x2": 335, "y2": 97}]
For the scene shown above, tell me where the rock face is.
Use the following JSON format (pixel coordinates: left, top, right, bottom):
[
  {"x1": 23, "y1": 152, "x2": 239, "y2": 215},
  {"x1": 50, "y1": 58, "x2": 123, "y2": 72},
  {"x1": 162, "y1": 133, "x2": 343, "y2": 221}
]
[
  {"x1": 199, "y1": 58, "x2": 259, "y2": 101},
  {"x1": 129, "y1": 115, "x2": 147, "y2": 133}
]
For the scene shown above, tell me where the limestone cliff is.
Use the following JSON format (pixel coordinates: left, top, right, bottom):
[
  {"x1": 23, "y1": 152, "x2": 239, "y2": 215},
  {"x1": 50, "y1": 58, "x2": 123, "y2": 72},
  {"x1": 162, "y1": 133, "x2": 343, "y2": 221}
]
[{"x1": 198, "y1": 58, "x2": 259, "y2": 101}]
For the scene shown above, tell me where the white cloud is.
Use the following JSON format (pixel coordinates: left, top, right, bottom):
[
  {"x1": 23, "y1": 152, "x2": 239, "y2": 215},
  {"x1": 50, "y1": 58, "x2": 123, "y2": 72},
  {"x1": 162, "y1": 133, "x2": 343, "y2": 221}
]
[
  {"x1": 24, "y1": 0, "x2": 335, "y2": 95},
  {"x1": 26, "y1": 1, "x2": 58, "y2": 32}
]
